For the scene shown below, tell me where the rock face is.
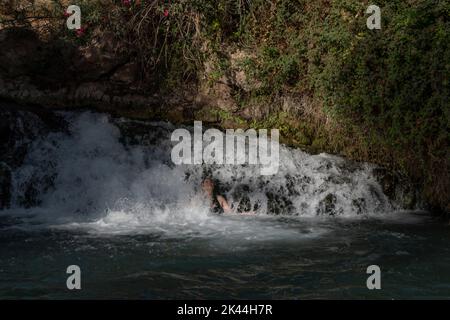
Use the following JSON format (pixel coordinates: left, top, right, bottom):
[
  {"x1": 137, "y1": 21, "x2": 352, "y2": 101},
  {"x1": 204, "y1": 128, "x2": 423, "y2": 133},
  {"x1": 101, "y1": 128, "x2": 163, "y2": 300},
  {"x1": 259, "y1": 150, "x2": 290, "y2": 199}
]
[
  {"x1": 197, "y1": 59, "x2": 239, "y2": 113},
  {"x1": 0, "y1": 28, "x2": 163, "y2": 120},
  {"x1": 74, "y1": 29, "x2": 125, "y2": 81},
  {"x1": 229, "y1": 50, "x2": 262, "y2": 93},
  {"x1": 372, "y1": 167, "x2": 420, "y2": 210},
  {"x1": 0, "y1": 28, "x2": 41, "y2": 78},
  {"x1": 111, "y1": 62, "x2": 139, "y2": 84},
  {"x1": 0, "y1": 162, "x2": 11, "y2": 209},
  {"x1": 0, "y1": 102, "x2": 67, "y2": 208},
  {"x1": 196, "y1": 49, "x2": 264, "y2": 120}
]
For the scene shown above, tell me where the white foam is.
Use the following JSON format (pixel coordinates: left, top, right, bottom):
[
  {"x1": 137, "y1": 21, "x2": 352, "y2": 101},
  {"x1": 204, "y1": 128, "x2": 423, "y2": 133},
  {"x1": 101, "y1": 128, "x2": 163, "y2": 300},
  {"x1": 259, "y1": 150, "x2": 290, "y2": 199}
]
[{"x1": 6, "y1": 112, "x2": 400, "y2": 237}]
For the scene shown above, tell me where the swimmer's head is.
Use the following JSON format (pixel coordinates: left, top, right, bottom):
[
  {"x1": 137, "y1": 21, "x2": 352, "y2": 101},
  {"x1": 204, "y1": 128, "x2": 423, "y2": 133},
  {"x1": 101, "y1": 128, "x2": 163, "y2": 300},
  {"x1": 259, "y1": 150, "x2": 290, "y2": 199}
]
[{"x1": 201, "y1": 178, "x2": 214, "y2": 194}]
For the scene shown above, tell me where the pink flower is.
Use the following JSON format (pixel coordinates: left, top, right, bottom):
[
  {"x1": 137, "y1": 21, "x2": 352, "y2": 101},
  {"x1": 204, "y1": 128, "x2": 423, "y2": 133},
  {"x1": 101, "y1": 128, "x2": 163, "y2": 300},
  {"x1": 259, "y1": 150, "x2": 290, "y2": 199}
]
[
  {"x1": 75, "y1": 27, "x2": 86, "y2": 37},
  {"x1": 122, "y1": 0, "x2": 131, "y2": 6},
  {"x1": 63, "y1": 11, "x2": 71, "y2": 18},
  {"x1": 163, "y1": 8, "x2": 169, "y2": 17}
]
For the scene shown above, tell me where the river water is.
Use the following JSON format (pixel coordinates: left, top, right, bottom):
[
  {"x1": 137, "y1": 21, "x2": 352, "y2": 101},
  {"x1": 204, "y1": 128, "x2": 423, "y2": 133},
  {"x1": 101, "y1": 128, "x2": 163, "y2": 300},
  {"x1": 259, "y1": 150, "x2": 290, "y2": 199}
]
[{"x1": 0, "y1": 112, "x2": 448, "y2": 299}]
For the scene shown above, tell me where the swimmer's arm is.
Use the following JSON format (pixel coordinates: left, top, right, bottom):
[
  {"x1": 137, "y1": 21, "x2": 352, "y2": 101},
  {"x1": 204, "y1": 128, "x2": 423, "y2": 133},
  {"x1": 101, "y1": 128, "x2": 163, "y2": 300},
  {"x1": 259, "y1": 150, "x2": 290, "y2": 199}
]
[
  {"x1": 217, "y1": 196, "x2": 256, "y2": 215},
  {"x1": 217, "y1": 195, "x2": 232, "y2": 214}
]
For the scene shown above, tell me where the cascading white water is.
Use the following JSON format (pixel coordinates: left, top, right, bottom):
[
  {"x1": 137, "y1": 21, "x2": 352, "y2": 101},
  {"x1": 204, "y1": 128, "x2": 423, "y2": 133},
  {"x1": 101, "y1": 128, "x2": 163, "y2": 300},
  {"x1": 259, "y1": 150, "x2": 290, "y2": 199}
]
[{"x1": 6, "y1": 112, "x2": 395, "y2": 235}]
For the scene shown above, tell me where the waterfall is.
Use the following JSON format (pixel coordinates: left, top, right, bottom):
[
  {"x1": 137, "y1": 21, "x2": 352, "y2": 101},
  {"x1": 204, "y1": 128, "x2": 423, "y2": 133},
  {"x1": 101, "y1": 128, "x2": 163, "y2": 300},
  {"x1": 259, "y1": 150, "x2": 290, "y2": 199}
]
[{"x1": 3, "y1": 111, "x2": 395, "y2": 233}]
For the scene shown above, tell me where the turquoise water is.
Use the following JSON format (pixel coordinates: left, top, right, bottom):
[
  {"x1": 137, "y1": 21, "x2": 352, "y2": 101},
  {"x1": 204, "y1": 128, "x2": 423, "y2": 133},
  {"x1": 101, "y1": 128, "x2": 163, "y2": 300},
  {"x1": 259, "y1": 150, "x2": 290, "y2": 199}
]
[{"x1": 1, "y1": 212, "x2": 449, "y2": 299}]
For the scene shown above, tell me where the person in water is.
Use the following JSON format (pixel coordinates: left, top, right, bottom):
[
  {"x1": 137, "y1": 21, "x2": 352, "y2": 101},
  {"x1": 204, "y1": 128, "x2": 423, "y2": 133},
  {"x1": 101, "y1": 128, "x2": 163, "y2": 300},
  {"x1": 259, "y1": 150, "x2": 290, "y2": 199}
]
[
  {"x1": 201, "y1": 178, "x2": 256, "y2": 215},
  {"x1": 201, "y1": 178, "x2": 232, "y2": 214}
]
